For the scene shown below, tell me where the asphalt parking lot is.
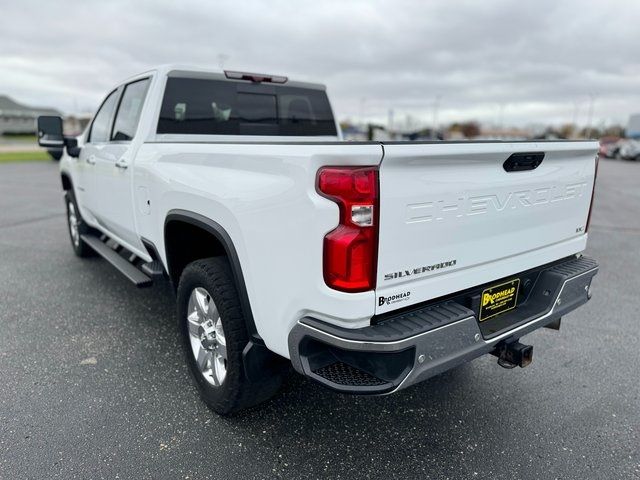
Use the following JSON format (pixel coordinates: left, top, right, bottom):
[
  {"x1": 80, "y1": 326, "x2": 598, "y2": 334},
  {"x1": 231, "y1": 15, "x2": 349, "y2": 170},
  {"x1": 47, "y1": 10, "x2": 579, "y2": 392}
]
[{"x1": 0, "y1": 158, "x2": 638, "y2": 479}]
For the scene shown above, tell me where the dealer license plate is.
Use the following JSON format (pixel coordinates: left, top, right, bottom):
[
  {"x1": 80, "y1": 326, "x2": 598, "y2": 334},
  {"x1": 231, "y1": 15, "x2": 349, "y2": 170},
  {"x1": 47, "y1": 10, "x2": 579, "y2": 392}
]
[{"x1": 479, "y1": 278, "x2": 520, "y2": 322}]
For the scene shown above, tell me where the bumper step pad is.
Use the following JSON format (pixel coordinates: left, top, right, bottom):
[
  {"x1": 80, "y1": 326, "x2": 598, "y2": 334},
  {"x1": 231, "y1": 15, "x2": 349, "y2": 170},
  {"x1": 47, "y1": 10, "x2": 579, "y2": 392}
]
[
  {"x1": 302, "y1": 301, "x2": 474, "y2": 343},
  {"x1": 314, "y1": 362, "x2": 387, "y2": 387}
]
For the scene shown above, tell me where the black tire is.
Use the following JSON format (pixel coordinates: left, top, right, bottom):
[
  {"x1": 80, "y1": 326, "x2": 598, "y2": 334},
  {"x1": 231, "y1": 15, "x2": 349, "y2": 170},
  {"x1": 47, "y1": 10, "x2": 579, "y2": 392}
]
[
  {"x1": 177, "y1": 257, "x2": 284, "y2": 415},
  {"x1": 64, "y1": 190, "x2": 94, "y2": 257}
]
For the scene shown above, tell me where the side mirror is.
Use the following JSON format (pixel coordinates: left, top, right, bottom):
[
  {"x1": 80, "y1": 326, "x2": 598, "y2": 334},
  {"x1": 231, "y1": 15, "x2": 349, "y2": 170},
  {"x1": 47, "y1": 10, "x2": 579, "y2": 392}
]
[{"x1": 37, "y1": 116, "x2": 64, "y2": 148}]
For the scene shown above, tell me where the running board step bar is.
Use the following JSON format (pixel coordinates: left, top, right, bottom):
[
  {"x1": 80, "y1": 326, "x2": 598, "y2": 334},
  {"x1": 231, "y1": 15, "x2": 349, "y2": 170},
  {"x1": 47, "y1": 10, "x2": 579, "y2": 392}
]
[
  {"x1": 141, "y1": 260, "x2": 164, "y2": 278},
  {"x1": 81, "y1": 234, "x2": 153, "y2": 287}
]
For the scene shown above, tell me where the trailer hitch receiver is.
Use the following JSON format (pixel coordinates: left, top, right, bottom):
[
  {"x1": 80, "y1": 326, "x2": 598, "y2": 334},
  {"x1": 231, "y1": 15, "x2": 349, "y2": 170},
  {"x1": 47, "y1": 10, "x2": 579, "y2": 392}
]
[{"x1": 491, "y1": 340, "x2": 533, "y2": 369}]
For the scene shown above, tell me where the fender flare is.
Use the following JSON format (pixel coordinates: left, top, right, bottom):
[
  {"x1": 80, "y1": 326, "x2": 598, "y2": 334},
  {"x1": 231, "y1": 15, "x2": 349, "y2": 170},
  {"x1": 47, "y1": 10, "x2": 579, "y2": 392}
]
[
  {"x1": 164, "y1": 209, "x2": 259, "y2": 340},
  {"x1": 60, "y1": 171, "x2": 73, "y2": 191}
]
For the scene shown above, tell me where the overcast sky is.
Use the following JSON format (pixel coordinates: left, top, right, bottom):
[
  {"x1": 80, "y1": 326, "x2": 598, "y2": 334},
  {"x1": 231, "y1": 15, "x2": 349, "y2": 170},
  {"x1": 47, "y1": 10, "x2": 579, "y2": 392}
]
[{"x1": 1, "y1": 0, "x2": 638, "y2": 128}]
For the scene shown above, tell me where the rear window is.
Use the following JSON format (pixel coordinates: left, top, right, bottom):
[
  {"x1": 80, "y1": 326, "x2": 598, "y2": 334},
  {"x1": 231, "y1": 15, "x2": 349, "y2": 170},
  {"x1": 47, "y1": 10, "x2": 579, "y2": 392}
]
[{"x1": 157, "y1": 77, "x2": 337, "y2": 136}]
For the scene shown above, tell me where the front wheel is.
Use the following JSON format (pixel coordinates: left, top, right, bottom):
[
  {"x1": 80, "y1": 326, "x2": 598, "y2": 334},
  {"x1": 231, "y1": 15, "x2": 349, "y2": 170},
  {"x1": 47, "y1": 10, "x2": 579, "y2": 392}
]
[
  {"x1": 177, "y1": 257, "x2": 284, "y2": 415},
  {"x1": 65, "y1": 191, "x2": 93, "y2": 257}
]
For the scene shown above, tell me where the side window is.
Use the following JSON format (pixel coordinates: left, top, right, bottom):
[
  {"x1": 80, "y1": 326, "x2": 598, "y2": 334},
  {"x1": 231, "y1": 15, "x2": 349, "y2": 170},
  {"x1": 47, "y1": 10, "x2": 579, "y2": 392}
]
[
  {"x1": 111, "y1": 78, "x2": 151, "y2": 141},
  {"x1": 89, "y1": 90, "x2": 119, "y2": 143}
]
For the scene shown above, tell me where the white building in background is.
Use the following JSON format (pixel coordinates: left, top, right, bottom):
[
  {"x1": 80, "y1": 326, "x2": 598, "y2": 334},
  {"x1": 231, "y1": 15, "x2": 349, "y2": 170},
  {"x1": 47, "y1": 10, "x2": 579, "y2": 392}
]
[
  {"x1": 0, "y1": 95, "x2": 61, "y2": 135},
  {"x1": 627, "y1": 114, "x2": 640, "y2": 138},
  {"x1": 64, "y1": 114, "x2": 93, "y2": 136}
]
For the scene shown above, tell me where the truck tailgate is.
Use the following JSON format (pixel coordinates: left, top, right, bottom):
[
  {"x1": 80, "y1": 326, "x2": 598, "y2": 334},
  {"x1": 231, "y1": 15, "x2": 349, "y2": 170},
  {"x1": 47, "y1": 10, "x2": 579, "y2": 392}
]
[{"x1": 375, "y1": 141, "x2": 598, "y2": 314}]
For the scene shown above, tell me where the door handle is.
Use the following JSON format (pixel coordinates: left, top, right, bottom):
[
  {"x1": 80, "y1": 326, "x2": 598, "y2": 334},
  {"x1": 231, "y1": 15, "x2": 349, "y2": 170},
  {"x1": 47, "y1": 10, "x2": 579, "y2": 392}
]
[
  {"x1": 115, "y1": 158, "x2": 129, "y2": 170},
  {"x1": 86, "y1": 155, "x2": 96, "y2": 165}
]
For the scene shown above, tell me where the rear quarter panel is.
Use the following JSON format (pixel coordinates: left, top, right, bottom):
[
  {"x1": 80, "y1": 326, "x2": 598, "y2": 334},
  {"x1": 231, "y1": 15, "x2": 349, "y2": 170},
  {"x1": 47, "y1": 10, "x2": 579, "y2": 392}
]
[{"x1": 133, "y1": 142, "x2": 383, "y2": 357}]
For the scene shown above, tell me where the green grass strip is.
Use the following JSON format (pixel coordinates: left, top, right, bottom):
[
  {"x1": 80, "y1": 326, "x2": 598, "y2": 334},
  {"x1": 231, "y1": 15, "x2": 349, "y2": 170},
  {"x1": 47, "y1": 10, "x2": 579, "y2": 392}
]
[{"x1": 0, "y1": 151, "x2": 52, "y2": 164}]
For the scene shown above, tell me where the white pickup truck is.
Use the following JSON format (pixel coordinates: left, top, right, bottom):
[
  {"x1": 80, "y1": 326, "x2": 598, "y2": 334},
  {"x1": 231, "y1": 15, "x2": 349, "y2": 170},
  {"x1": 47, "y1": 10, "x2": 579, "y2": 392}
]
[{"x1": 38, "y1": 65, "x2": 599, "y2": 415}]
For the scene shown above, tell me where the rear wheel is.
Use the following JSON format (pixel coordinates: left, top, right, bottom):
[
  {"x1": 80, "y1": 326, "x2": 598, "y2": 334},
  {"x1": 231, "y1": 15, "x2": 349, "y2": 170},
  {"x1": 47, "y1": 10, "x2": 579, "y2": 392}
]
[
  {"x1": 177, "y1": 257, "x2": 284, "y2": 415},
  {"x1": 65, "y1": 191, "x2": 93, "y2": 257},
  {"x1": 186, "y1": 286, "x2": 229, "y2": 387}
]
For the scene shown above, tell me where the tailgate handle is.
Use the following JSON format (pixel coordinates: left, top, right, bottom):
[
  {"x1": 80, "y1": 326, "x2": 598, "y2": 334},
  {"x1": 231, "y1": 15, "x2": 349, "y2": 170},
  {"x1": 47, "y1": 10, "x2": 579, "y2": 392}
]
[{"x1": 503, "y1": 152, "x2": 544, "y2": 172}]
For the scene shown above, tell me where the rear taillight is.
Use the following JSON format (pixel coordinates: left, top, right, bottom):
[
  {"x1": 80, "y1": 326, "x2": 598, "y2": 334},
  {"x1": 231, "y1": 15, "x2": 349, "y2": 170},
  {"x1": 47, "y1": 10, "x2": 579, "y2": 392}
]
[
  {"x1": 585, "y1": 154, "x2": 599, "y2": 233},
  {"x1": 317, "y1": 166, "x2": 379, "y2": 292}
]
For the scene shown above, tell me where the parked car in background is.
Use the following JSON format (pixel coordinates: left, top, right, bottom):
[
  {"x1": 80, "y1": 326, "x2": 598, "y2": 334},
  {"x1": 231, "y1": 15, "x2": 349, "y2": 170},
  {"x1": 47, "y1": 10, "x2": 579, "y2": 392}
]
[
  {"x1": 599, "y1": 136, "x2": 620, "y2": 158},
  {"x1": 618, "y1": 139, "x2": 640, "y2": 161}
]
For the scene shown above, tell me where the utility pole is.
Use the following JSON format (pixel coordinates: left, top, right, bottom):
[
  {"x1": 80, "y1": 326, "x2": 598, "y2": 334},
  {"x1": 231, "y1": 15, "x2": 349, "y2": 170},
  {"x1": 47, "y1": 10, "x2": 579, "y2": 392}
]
[
  {"x1": 359, "y1": 97, "x2": 367, "y2": 127},
  {"x1": 432, "y1": 94, "x2": 442, "y2": 135},
  {"x1": 217, "y1": 54, "x2": 229, "y2": 69},
  {"x1": 586, "y1": 94, "x2": 596, "y2": 138},
  {"x1": 571, "y1": 100, "x2": 580, "y2": 139},
  {"x1": 498, "y1": 102, "x2": 507, "y2": 137}
]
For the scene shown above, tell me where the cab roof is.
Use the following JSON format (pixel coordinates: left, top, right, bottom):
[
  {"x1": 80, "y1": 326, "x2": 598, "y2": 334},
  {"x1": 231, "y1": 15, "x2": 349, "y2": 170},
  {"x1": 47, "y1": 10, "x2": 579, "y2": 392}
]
[{"x1": 119, "y1": 64, "x2": 327, "y2": 91}]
